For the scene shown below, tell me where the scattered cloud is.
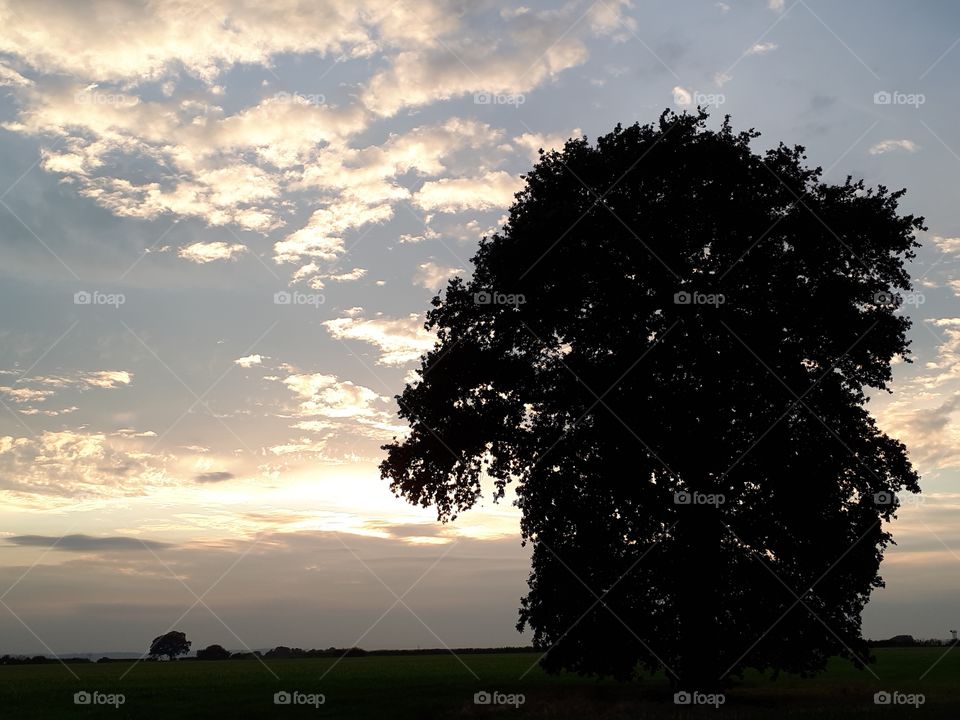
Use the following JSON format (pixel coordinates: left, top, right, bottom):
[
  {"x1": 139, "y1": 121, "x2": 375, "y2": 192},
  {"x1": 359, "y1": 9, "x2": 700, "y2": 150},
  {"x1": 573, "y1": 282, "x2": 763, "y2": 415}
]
[
  {"x1": 0, "y1": 431, "x2": 171, "y2": 504},
  {"x1": 0, "y1": 0, "x2": 455, "y2": 83},
  {"x1": 0, "y1": 386, "x2": 54, "y2": 403},
  {"x1": 512, "y1": 129, "x2": 580, "y2": 162},
  {"x1": 413, "y1": 261, "x2": 463, "y2": 290},
  {"x1": 234, "y1": 354, "x2": 263, "y2": 368},
  {"x1": 672, "y1": 85, "x2": 692, "y2": 105},
  {"x1": 0, "y1": 370, "x2": 133, "y2": 416},
  {"x1": 933, "y1": 235, "x2": 960, "y2": 254},
  {"x1": 80, "y1": 370, "x2": 133, "y2": 389},
  {"x1": 0, "y1": 62, "x2": 31, "y2": 87},
  {"x1": 746, "y1": 42, "x2": 778, "y2": 55},
  {"x1": 6, "y1": 534, "x2": 173, "y2": 552},
  {"x1": 194, "y1": 471, "x2": 235, "y2": 483},
  {"x1": 179, "y1": 241, "x2": 247, "y2": 263},
  {"x1": 413, "y1": 171, "x2": 523, "y2": 213},
  {"x1": 274, "y1": 201, "x2": 392, "y2": 264},
  {"x1": 322, "y1": 314, "x2": 434, "y2": 365},
  {"x1": 869, "y1": 139, "x2": 920, "y2": 155},
  {"x1": 282, "y1": 373, "x2": 386, "y2": 419},
  {"x1": 326, "y1": 268, "x2": 367, "y2": 282}
]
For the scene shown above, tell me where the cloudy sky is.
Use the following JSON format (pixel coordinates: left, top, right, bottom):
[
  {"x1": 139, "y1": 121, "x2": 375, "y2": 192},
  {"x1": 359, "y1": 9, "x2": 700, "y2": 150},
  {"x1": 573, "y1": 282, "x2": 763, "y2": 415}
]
[{"x1": 0, "y1": 0, "x2": 959, "y2": 657}]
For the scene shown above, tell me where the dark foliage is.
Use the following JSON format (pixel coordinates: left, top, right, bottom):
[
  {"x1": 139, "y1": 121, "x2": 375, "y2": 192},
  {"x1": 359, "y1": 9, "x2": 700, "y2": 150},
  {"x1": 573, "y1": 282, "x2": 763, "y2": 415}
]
[
  {"x1": 196, "y1": 644, "x2": 231, "y2": 660},
  {"x1": 148, "y1": 631, "x2": 191, "y2": 661},
  {"x1": 381, "y1": 110, "x2": 925, "y2": 690}
]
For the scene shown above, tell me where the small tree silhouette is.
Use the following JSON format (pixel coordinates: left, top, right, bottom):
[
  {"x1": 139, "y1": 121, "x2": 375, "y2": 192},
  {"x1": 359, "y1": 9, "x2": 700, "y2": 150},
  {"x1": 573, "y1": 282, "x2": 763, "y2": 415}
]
[
  {"x1": 148, "y1": 631, "x2": 191, "y2": 661},
  {"x1": 196, "y1": 644, "x2": 230, "y2": 660},
  {"x1": 381, "y1": 109, "x2": 924, "y2": 690}
]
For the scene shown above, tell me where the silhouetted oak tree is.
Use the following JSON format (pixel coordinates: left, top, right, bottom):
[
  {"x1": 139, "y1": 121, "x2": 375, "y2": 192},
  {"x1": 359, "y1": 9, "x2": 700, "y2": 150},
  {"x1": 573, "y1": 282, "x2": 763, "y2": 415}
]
[
  {"x1": 148, "y1": 631, "x2": 191, "y2": 661},
  {"x1": 381, "y1": 110, "x2": 924, "y2": 690}
]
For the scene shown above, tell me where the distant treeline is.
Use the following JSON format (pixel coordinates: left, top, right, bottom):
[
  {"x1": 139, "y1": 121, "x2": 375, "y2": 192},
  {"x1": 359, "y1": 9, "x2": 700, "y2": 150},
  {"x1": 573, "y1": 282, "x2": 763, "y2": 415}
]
[
  {"x1": 204, "y1": 645, "x2": 537, "y2": 660},
  {"x1": 867, "y1": 635, "x2": 958, "y2": 647},
  {"x1": 4, "y1": 640, "x2": 956, "y2": 665},
  {"x1": 0, "y1": 646, "x2": 537, "y2": 665},
  {"x1": 0, "y1": 655, "x2": 94, "y2": 665}
]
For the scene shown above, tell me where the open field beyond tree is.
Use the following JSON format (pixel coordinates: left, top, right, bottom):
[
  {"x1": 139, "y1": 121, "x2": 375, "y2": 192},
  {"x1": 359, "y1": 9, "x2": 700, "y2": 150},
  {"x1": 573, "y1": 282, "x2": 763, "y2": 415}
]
[{"x1": 1, "y1": 648, "x2": 957, "y2": 719}]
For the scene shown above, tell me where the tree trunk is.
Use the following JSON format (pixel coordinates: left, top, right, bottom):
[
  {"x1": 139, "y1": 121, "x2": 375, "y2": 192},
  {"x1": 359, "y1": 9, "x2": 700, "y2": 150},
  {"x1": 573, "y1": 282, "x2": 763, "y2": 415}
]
[{"x1": 674, "y1": 493, "x2": 723, "y2": 693}]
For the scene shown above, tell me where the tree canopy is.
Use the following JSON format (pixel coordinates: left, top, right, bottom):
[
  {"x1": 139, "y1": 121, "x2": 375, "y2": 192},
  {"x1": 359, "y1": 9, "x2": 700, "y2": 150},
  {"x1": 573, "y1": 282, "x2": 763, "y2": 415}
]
[
  {"x1": 149, "y1": 631, "x2": 191, "y2": 661},
  {"x1": 196, "y1": 643, "x2": 230, "y2": 660},
  {"x1": 380, "y1": 110, "x2": 924, "y2": 689}
]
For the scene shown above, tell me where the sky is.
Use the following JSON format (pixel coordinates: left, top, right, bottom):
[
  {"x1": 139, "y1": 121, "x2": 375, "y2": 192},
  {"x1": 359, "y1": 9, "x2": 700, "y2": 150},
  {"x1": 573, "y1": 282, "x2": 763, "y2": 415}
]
[{"x1": 0, "y1": 0, "x2": 959, "y2": 657}]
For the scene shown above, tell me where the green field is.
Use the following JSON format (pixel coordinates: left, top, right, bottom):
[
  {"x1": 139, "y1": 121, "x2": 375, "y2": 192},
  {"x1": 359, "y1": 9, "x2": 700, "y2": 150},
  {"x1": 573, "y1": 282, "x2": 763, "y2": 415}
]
[{"x1": 0, "y1": 648, "x2": 956, "y2": 718}]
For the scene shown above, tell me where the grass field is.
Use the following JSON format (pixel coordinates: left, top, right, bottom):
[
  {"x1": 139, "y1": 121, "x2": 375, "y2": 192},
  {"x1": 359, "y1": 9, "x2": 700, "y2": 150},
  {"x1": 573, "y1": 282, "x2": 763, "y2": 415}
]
[{"x1": 0, "y1": 648, "x2": 956, "y2": 718}]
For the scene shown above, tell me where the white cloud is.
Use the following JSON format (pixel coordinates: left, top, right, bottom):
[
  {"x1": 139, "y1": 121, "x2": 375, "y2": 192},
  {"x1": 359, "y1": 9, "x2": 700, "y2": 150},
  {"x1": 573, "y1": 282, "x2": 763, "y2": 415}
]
[
  {"x1": 80, "y1": 370, "x2": 132, "y2": 389},
  {"x1": 0, "y1": 1, "x2": 624, "y2": 282},
  {"x1": 746, "y1": 42, "x2": 778, "y2": 55},
  {"x1": 672, "y1": 86, "x2": 692, "y2": 106},
  {"x1": 234, "y1": 354, "x2": 263, "y2": 368},
  {"x1": 40, "y1": 150, "x2": 87, "y2": 174},
  {"x1": 0, "y1": 387, "x2": 54, "y2": 403},
  {"x1": 910, "y1": 318, "x2": 960, "y2": 389},
  {"x1": 266, "y1": 437, "x2": 334, "y2": 457},
  {"x1": 869, "y1": 139, "x2": 920, "y2": 155},
  {"x1": 274, "y1": 200, "x2": 394, "y2": 264},
  {"x1": 0, "y1": 0, "x2": 449, "y2": 84},
  {"x1": 290, "y1": 263, "x2": 321, "y2": 284},
  {"x1": 290, "y1": 420, "x2": 338, "y2": 433},
  {"x1": 361, "y1": 1, "x2": 636, "y2": 116},
  {"x1": 10, "y1": 370, "x2": 133, "y2": 391},
  {"x1": 326, "y1": 268, "x2": 367, "y2": 282},
  {"x1": 4, "y1": 86, "x2": 360, "y2": 232},
  {"x1": 0, "y1": 430, "x2": 170, "y2": 504},
  {"x1": 282, "y1": 373, "x2": 385, "y2": 419},
  {"x1": 322, "y1": 314, "x2": 435, "y2": 365},
  {"x1": 413, "y1": 261, "x2": 463, "y2": 290},
  {"x1": 768, "y1": 0, "x2": 785, "y2": 11},
  {"x1": 399, "y1": 231, "x2": 439, "y2": 244},
  {"x1": 20, "y1": 406, "x2": 78, "y2": 417},
  {"x1": 0, "y1": 370, "x2": 131, "y2": 415},
  {"x1": 364, "y1": 32, "x2": 577, "y2": 116},
  {"x1": 413, "y1": 171, "x2": 523, "y2": 213},
  {"x1": 512, "y1": 129, "x2": 580, "y2": 162},
  {"x1": 0, "y1": 62, "x2": 31, "y2": 87},
  {"x1": 178, "y1": 241, "x2": 247, "y2": 263},
  {"x1": 933, "y1": 236, "x2": 960, "y2": 254}
]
